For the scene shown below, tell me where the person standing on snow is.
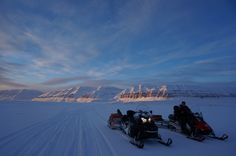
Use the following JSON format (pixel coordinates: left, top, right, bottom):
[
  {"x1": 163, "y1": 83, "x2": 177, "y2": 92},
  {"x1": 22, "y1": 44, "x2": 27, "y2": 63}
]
[{"x1": 178, "y1": 101, "x2": 195, "y2": 136}]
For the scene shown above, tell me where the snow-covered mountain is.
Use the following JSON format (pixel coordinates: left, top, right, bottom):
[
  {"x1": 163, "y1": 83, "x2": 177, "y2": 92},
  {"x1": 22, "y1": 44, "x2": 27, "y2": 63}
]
[
  {"x1": 116, "y1": 84, "x2": 236, "y2": 99},
  {"x1": 94, "y1": 87, "x2": 123, "y2": 101},
  {"x1": 33, "y1": 87, "x2": 97, "y2": 102},
  {"x1": 32, "y1": 86, "x2": 123, "y2": 102},
  {"x1": 167, "y1": 84, "x2": 236, "y2": 97},
  {"x1": 116, "y1": 85, "x2": 168, "y2": 102},
  {"x1": 0, "y1": 89, "x2": 43, "y2": 101},
  {"x1": 0, "y1": 83, "x2": 235, "y2": 102},
  {"x1": 0, "y1": 87, "x2": 122, "y2": 102}
]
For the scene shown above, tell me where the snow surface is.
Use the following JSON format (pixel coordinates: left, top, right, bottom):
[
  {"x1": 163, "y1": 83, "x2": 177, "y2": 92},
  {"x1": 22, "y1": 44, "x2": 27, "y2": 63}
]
[{"x1": 0, "y1": 97, "x2": 235, "y2": 156}]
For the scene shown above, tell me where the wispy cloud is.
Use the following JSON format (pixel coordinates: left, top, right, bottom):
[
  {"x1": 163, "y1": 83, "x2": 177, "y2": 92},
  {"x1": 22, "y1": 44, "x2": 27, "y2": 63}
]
[
  {"x1": 41, "y1": 76, "x2": 90, "y2": 86},
  {"x1": 0, "y1": 0, "x2": 235, "y2": 89},
  {"x1": 0, "y1": 66, "x2": 28, "y2": 90},
  {"x1": 85, "y1": 59, "x2": 145, "y2": 80}
]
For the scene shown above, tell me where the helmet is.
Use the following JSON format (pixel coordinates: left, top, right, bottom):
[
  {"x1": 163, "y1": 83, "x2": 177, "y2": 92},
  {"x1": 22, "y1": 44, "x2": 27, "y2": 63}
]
[
  {"x1": 174, "y1": 105, "x2": 179, "y2": 111},
  {"x1": 181, "y1": 101, "x2": 186, "y2": 106}
]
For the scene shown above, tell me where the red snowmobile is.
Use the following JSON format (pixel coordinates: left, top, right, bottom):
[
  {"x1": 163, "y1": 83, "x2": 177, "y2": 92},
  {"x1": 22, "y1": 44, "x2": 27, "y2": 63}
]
[
  {"x1": 154, "y1": 105, "x2": 228, "y2": 142},
  {"x1": 108, "y1": 109, "x2": 172, "y2": 148}
]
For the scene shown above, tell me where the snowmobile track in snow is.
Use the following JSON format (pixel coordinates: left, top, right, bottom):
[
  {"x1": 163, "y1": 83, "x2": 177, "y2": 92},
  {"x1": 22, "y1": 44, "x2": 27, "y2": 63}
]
[
  {"x1": 0, "y1": 100, "x2": 234, "y2": 156},
  {"x1": 0, "y1": 107, "x2": 120, "y2": 156}
]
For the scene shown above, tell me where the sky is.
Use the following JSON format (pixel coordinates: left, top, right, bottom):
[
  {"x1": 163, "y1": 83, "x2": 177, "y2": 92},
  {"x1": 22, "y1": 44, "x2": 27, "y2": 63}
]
[{"x1": 0, "y1": 0, "x2": 236, "y2": 90}]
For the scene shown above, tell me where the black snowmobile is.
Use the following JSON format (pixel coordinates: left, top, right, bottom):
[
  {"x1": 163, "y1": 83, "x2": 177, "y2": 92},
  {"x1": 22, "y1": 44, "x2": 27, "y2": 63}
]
[
  {"x1": 108, "y1": 109, "x2": 172, "y2": 148},
  {"x1": 155, "y1": 103, "x2": 228, "y2": 142}
]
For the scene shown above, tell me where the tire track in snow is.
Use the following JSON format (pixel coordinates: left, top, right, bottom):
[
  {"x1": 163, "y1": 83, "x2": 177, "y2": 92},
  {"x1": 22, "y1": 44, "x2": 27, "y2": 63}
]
[
  {"x1": 90, "y1": 121, "x2": 118, "y2": 156},
  {"x1": 76, "y1": 109, "x2": 104, "y2": 156},
  {"x1": 45, "y1": 114, "x2": 76, "y2": 156},
  {"x1": 16, "y1": 115, "x2": 71, "y2": 156},
  {"x1": 90, "y1": 107, "x2": 136, "y2": 150},
  {"x1": 78, "y1": 112, "x2": 91, "y2": 156},
  {"x1": 55, "y1": 110, "x2": 83, "y2": 156},
  {"x1": 1, "y1": 105, "x2": 121, "y2": 156},
  {"x1": 66, "y1": 115, "x2": 80, "y2": 156},
  {"x1": 0, "y1": 109, "x2": 75, "y2": 156},
  {"x1": 34, "y1": 114, "x2": 76, "y2": 156},
  {"x1": 0, "y1": 110, "x2": 68, "y2": 154},
  {"x1": 85, "y1": 109, "x2": 119, "y2": 156}
]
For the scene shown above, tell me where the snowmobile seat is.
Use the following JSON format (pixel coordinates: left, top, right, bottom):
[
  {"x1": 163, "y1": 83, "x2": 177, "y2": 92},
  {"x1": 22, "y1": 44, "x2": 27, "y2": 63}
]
[
  {"x1": 110, "y1": 113, "x2": 123, "y2": 119},
  {"x1": 108, "y1": 113, "x2": 123, "y2": 129},
  {"x1": 151, "y1": 115, "x2": 163, "y2": 122}
]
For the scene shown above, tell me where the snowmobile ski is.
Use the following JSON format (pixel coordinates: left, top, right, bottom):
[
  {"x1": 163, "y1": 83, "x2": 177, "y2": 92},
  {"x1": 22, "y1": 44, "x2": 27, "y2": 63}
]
[
  {"x1": 208, "y1": 133, "x2": 228, "y2": 141},
  {"x1": 157, "y1": 137, "x2": 173, "y2": 146},
  {"x1": 186, "y1": 135, "x2": 205, "y2": 142},
  {"x1": 129, "y1": 138, "x2": 144, "y2": 148}
]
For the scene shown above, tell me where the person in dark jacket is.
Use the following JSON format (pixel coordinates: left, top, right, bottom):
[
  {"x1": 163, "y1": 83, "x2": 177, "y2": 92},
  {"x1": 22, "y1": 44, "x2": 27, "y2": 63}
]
[
  {"x1": 178, "y1": 101, "x2": 195, "y2": 136},
  {"x1": 173, "y1": 105, "x2": 180, "y2": 121}
]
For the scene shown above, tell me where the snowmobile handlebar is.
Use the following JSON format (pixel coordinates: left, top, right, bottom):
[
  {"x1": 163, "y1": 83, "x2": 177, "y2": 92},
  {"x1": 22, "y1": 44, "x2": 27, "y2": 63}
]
[{"x1": 136, "y1": 110, "x2": 152, "y2": 114}]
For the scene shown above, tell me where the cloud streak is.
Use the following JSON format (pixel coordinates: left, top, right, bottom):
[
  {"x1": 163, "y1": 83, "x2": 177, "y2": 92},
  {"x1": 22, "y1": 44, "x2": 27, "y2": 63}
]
[
  {"x1": 41, "y1": 76, "x2": 90, "y2": 86},
  {"x1": 0, "y1": 0, "x2": 235, "y2": 89},
  {"x1": 0, "y1": 66, "x2": 28, "y2": 90}
]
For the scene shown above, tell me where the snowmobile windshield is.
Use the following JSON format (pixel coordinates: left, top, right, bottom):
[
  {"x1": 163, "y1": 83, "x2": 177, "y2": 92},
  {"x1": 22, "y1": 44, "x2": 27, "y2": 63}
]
[
  {"x1": 133, "y1": 110, "x2": 153, "y2": 124},
  {"x1": 134, "y1": 111, "x2": 150, "y2": 118},
  {"x1": 135, "y1": 104, "x2": 152, "y2": 115}
]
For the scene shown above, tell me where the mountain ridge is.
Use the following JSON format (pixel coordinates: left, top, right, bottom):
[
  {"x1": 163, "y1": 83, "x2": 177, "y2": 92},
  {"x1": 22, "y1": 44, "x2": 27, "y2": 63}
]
[{"x1": 0, "y1": 84, "x2": 235, "y2": 102}]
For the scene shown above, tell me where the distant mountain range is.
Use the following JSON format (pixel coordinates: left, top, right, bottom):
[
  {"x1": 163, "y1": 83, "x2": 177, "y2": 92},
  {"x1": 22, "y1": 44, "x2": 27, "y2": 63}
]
[
  {"x1": 0, "y1": 89, "x2": 43, "y2": 101},
  {"x1": 0, "y1": 84, "x2": 235, "y2": 102},
  {"x1": 167, "y1": 84, "x2": 236, "y2": 97},
  {"x1": 32, "y1": 86, "x2": 122, "y2": 102}
]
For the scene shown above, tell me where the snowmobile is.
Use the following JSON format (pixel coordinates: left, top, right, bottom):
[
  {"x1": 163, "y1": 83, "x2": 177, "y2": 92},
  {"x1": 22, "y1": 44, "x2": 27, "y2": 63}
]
[
  {"x1": 154, "y1": 110, "x2": 228, "y2": 142},
  {"x1": 108, "y1": 109, "x2": 172, "y2": 148}
]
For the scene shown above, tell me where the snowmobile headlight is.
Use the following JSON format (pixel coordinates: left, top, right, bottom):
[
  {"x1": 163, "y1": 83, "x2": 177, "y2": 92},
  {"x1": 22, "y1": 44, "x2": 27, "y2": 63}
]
[
  {"x1": 148, "y1": 117, "x2": 152, "y2": 122},
  {"x1": 141, "y1": 117, "x2": 147, "y2": 123}
]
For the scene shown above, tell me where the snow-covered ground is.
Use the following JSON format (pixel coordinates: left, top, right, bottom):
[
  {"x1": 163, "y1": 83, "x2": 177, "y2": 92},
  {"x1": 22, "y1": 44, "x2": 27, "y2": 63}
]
[{"x1": 0, "y1": 97, "x2": 235, "y2": 156}]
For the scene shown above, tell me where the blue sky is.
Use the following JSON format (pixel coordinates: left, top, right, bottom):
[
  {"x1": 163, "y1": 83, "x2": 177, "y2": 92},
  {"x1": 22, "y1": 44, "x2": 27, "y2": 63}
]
[{"x1": 0, "y1": 0, "x2": 235, "y2": 90}]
